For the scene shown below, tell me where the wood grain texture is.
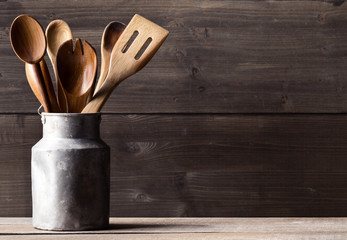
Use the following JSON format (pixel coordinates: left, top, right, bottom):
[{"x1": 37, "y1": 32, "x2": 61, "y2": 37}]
[
  {"x1": 2, "y1": 0, "x2": 347, "y2": 219},
  {"x1": 3, "y1": 217, "x2": 347, "y2": 234},
  {"x1": 1, "y1": 0, "x2": 347, "y2": 113},
  {"x1": 0, "y1": 234, "x2": 344, "y2": 240},
  {"x1": 0, "y1": 234, "x2": 234, "y2": 240},
  {"x1": 2, "y1": 114, "x2": 347, "y2": 217},
  {"x1": 1, "y1": 218, "x2": 347, "y2": 240}
]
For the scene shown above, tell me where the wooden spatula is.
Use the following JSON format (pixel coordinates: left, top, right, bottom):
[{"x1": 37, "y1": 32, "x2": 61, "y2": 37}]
[{"x1": 82, "y1": 14, "x2": 169, "y2": 113}]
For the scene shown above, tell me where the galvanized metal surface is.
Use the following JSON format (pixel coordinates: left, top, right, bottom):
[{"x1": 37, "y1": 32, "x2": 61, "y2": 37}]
[{"x1": 31, "y1": 113, "x2": 110, "y2": 231}]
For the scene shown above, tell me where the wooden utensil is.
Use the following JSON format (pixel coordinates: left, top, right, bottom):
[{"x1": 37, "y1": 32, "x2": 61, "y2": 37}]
[
  {"x1": 46, "y1": 19, "x2": 73, "y2": 112},
  {"x1": 94, "y1": 21, "x2": 126, "y2": 94},
  {"x1": 82, "y1": 14, "x2": 169, "y2": 113},
  {"x1": 25, "y1": 61, "x2": 61, "y2": 113},
  {"x1": 56, "y1": 38, "x2": 97, "y2": 113},
  {"x1": 10, "y1": 14, "x2": 60, "y2": 112}
]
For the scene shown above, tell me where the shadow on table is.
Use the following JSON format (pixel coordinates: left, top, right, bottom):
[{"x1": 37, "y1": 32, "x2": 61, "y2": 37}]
[{"x1": 107, "y1": 223, "x2": 208, "y2": 233}]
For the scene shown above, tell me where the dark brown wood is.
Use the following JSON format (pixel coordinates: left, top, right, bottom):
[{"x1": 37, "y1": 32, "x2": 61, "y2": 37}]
[
  {"x1": 2, "y1": 114, "x2": 347, "y2": 217},
  {"x1": 1, "y1": 0, "x2": 347, "y2": 113},
  {"x1": 2, "y1": 0, "x2": 347, "y2": 219}
]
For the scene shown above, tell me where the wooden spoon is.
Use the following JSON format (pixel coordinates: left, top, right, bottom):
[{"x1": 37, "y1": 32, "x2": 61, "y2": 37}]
[
  {"x1": 94, "y1": 21, "x2": 126, "y2": 94},
  {"x1": 10, "y1": 14, "x2": 60, "y2": 112},
  {"x1": 46, "y1": 19, "x2": 73, "y2": 112},
  {"x1": 57, "y1": 38, "x2": 97, "y2": 113},
  {"x1": 82, "y1": 14, "x2": 169, "y2": 113}
]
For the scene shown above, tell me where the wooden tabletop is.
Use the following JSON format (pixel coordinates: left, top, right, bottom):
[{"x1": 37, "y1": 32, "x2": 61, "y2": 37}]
[{"x1": 0, "y1": 217, "x2": 347, "y2": 239}]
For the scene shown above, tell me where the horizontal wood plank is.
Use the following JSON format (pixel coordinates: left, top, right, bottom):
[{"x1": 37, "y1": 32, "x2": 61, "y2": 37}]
[
  {"x1": 1, "y1": 217, "x2": 347, "y2": 233},
  {"x1": 0, "y1": 234, "x2": 344, "y2": 240},
  {"x1": 1, "y1": 218, "x2": 347, "y2": 240},
  {"x1": 1, "y1": 0, "x2": 347, "y2": 113},
  {"x1": 0, "y1": 233, "x2": 234, "y2": 240},
  {"x1": 2, "y1": 114, "x2": 347, "y2": 217}
]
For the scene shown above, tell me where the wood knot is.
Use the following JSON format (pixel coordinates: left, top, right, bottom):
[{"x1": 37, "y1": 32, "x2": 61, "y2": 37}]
[
  {"x1": 330, "y1": 0, "x2": 344, "y2": 6},
  {"x1": 191, "y1": 67, "x2": 199, "y2": 77},
  {"x1": 4, "y1": 27, "x2": 10, "y2": 36},
  {"x1": 135, "y1": 193, "x2": 147, "y2": 202},
  {"x1": 281, "y1": 95, "x2": 288, "y2": 104},
  {"x1": 318, "y1": 13, "x2": 326, "y2": 23},
  {"x1": 127, "y1": 142, "x2": 140, "y2": 153},
  {"x1": 48, "y1": 13, "x2": 57, "y2": 19},
  {"x1": 174, "y1": 173, "x2": 186, "y2": 191},
  {"x1": 175, "y1": 48, "x2": 186, "y2": 59},
  {"x1": 193, "y1": 27, "x2": 209, "y2": 40}
]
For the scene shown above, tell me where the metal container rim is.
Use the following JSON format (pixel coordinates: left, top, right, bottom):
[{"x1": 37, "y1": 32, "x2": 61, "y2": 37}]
[
  {"x1": 41, "y1": 112, "x2": 101, "y2": 117},
  {"x1": 38, "y1": 105, "x2": 101, "y2": 117}
]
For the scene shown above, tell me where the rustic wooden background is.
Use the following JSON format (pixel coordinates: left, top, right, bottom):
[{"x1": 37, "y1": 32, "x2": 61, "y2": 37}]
[{"x1": 1, "y1": 0, "x2": 347, "y2": 217}]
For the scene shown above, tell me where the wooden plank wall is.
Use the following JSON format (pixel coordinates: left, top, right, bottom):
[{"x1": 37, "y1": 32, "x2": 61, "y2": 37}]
[{"x1": 1, "y1": 0, "x2": 347, "y2": 217}]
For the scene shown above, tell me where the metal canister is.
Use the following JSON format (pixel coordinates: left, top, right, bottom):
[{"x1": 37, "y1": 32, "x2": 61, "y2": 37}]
[{"x1": 31, "y1": 112, "x2": 110, "y2": 230}]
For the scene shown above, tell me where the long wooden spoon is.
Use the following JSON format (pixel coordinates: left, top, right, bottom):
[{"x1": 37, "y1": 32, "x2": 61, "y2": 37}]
[
  {"x1": 57, "y1": 38, "x2": 97, "y2": 113},
  {"x1": 10, "y1": 14, "x2": 60, "y2": 112},
  {"x1": 46, "y1": 19, "x2": 73, "y2": 112},
  {"x1": 82, "y1": 14, "x2": 169, "y2": 113},
  {"x1": 94, "y1": 21, "x2": 126, "y2": 94}
]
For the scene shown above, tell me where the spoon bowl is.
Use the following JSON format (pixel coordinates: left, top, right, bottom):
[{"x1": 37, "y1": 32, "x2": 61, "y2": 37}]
[
  {"x1": 46, "y1": 19, "x2": 73, "y2": 112},
  {"x1": 94, "y1": 21, "x2": 125, "y2": 93},
  {"x1": 10, "y1": 14, "x2": 46, "y2": 64},
  {"x1": 46, "y1": 20, "x2": 73, "y2": 59}
]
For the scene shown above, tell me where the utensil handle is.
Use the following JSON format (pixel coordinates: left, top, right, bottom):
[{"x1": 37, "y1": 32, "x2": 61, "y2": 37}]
[
  {"x1": 39, "y1": 60, "x2": 61, "y2": 112},
  {"x1": 50, "y1": 56, "x2": 68, "y2": 113},
  {"x1": 94, "y1": 60, "x2": 109, "y2": 94},
  {"x1": 25, "y1": 63, "x2": 51, "y2": 112},
  {"x1": 57, "y1": 77, "x2": 68, "y2": 112},
  {"x1": 82, "y1": 79, "x2": 120, "y2": 113},
  {"x1": 64, "y1": 91, "x2": 90, "y2": 113}
]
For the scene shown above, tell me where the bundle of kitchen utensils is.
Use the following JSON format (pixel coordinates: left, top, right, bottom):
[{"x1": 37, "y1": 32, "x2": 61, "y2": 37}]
[{"x1": 10, "y1": 14, "x2": 169, "y2": 113}]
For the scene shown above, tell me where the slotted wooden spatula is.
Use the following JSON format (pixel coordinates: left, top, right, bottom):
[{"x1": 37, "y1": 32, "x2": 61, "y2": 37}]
[{"x1": 82, "y1": 14, "x2": 169, "y2": 113}]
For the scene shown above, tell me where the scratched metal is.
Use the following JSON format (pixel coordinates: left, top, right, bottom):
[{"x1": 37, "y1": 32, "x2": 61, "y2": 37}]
[{"x1": 31, "y1": 112, "x2": 110, "y2": 231}]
